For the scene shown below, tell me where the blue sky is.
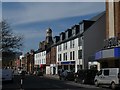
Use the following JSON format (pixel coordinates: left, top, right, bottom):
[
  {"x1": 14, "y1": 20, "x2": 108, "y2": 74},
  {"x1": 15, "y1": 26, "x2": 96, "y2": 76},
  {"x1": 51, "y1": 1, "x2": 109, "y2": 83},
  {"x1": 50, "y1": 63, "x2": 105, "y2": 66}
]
[{"x1": 2, "y1": 2, "x2": 105, "y2": 53}]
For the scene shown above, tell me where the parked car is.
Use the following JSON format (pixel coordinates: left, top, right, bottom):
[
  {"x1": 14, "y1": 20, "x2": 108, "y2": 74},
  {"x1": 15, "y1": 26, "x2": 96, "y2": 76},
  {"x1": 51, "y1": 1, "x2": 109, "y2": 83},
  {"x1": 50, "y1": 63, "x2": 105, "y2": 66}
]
[
  {"x1": 36, "y1": 71, "x2": 43, "y2": 76},
  {"x1": 59, "y1": 70, "x2": 74, "y2": 81},
  {"x1": 94, "y1": 68, "x2": 120, "y2": 90},
  {"x1": 74, "y1": 69, "x2": 98, "y2": 84},
  {"x1": 2, "y1": 68, "x2": 14, "y2": 82}
]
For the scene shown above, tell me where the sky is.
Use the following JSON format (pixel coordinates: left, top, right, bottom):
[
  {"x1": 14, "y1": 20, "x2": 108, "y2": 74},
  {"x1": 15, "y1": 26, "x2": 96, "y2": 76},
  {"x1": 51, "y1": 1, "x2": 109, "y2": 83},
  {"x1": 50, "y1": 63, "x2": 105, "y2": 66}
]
[{"x1": 2, "y1": 2, "x2": 105, "y2": 54}]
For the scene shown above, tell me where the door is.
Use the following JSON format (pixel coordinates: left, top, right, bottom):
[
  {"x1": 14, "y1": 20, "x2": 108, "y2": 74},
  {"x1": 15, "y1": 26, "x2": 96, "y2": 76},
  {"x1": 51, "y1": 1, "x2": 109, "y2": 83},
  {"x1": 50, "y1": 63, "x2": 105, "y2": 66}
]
[
  {"x1": 101, "y1": 69, "x2": 110, "y2": 84},
  {"x1": 97, "y1": 70, "x2": 103, "y2": 84}
]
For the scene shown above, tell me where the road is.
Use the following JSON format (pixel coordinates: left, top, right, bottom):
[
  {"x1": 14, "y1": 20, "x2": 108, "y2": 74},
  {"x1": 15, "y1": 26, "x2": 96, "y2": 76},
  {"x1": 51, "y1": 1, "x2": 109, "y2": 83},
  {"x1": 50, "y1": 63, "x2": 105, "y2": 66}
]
[{"x1": 2, "y1": 75, "x2": 110, "y2": 90}]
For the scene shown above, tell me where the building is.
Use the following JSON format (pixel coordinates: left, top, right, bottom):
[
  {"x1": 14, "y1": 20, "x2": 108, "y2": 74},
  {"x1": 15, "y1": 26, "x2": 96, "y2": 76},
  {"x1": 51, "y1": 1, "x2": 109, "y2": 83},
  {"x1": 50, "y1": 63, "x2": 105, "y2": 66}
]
[
  {"x1": 95, "y1": 1, "x2": 120, "y2": 68},
  {"x1": 34, "y1": 28, "x2": 53, "y2": 74},
  {"x1": 15, "y1": 57, "x2": 21, "y2": 69},
  {"x1": 34, "y1": 50, "x2": 46, "y2": 73},
  {"x1": 25, "y1": 50, "x2": 35, "y2": 74},
  {"x1": 83, "y1": 12, "x2": 106, "y2": 70},
  {"x1": 49, "y1": 36, "x2": 60, "y2": 75},
  {"x1": 56, "y1": 20, "x2": 95, "y2": 73}
]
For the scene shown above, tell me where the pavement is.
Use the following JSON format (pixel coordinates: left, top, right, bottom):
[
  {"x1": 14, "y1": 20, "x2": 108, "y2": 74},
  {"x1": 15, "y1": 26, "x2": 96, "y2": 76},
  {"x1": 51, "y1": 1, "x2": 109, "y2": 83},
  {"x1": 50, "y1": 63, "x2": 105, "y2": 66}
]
[{"x1": 44, "y1": 74, "x2": 59, "y2": 79}]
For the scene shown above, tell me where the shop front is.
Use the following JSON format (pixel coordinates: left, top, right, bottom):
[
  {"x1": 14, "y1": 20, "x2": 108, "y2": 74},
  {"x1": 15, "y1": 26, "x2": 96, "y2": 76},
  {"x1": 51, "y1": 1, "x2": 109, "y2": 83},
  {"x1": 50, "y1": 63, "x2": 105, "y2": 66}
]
[
  {"x1": 50, "y1": 64, "x2": 57, "y2": 75},
  {"x1": 95, "y1": 47, "x2": 120, "y2": 68},
  {"x1": 57, "y1": 61, "x2": 75, "y2": 73}
]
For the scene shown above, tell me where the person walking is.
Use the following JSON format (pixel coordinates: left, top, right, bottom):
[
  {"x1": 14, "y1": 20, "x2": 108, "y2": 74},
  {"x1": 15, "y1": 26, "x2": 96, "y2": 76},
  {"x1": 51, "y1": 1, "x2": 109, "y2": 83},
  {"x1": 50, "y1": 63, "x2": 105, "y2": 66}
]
[{"x1": 20, "y1": 70, "x2": 25, "y2": 89}]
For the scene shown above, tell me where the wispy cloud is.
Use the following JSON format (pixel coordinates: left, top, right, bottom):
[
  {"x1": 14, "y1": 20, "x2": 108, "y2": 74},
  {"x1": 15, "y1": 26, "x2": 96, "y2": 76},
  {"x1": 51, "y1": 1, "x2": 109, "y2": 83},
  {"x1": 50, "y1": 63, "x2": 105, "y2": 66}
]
[
  {"x1": 3, "y1": 2, "x2": 105, "y2": 26},
  {"x1": 0, "y1": 2, "x2": 2, "y2": 21},
  {"x1": 2, "y1": 2, "x2": 105, "y2": 52},
  {"x1": 13, "y1": 25, "x2": 46, "y2": 40},
  {"x1": 2, "y1": 0, "x2": 106, "y2": 2}
]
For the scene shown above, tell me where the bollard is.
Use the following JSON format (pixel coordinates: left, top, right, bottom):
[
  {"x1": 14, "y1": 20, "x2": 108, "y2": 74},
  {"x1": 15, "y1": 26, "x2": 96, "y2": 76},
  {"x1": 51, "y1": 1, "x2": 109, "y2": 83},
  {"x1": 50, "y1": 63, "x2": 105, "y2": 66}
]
[
  {"x1": 20, "y1": 78, "x2": 24, "y2": 90},
  {"x1": 20, "y1": 78, "x2": 23, "y2": 89}
]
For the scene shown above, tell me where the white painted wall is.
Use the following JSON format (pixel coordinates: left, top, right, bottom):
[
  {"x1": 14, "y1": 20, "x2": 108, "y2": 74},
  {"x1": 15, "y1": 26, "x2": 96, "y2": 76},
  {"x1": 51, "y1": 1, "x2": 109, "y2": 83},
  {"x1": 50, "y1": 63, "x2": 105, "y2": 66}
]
[
  {"x1": 34, "y1": 51, "x2": 46, "y2": 66},
  {"x1": 56, "y1": 37, "x2": 83, "y2": 73},
  {"x1": 46, "y1": 66, "x2": 50, "y2": 74}
]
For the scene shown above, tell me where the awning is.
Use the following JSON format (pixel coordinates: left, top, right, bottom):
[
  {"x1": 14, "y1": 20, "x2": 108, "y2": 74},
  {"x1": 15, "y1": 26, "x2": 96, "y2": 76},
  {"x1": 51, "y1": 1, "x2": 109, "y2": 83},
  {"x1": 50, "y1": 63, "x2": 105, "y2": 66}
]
[{"x1": 95, "y1": 47, "x2": 120, "y2": 60}]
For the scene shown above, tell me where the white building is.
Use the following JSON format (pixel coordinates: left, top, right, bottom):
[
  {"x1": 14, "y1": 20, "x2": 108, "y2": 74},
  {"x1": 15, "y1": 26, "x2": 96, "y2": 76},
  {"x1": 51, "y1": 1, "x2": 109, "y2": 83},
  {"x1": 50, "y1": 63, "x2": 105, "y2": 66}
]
[
  {"x1": 34, "y1": 51, "x2": 46, "y2": 70},
  {"x1": 19, "y1": 55, "x2": 24, "y2": 67},
  {"x1": 56, "y1": 20, "x2": 95, "y2": 73},
  {"x1": 56, "y1": 25, "x2": 83, "y2": 73}
]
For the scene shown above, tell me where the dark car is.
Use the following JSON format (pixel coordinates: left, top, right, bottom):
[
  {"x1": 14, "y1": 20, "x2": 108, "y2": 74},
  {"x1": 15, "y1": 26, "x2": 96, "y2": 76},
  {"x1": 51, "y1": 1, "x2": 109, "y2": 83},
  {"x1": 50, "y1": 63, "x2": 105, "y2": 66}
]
[
  {"x1": 59, "y1": 70, "x2": 74, "y2": 81},
  {"x1": 74, "y1": 69, "x2": 98, "y2": 84},
  {"x1": 36, "y1": 71, "x2": 43, "y2": 76}
]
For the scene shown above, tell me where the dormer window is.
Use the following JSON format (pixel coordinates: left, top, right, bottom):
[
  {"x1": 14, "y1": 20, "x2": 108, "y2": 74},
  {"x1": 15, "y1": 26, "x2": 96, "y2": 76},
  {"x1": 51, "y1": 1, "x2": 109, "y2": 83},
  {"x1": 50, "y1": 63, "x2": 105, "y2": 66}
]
[
  {"x1": 72, "y1": 28, "x2": 76, "y2": 36},
  {"x1": 66, "y1": 31, "x2": 68, "y2": 39},
  {"x1": 80, "y1": 23, "x2": 84, "y2": 34},
  {"x1": 60, "y1": 32, "x2": 65, "y2": 41},
  {"x1": 60, "y1": 34, "x2": 62, "y2": 41}
]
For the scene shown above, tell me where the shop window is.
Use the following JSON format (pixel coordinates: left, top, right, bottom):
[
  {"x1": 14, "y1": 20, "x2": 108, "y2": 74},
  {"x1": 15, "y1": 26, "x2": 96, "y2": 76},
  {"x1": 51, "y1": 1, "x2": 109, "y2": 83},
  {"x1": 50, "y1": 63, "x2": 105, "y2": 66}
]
[
  {"x1": 73, "y1": 51, "x2": 75, "y2": 60},
  {"x1": 78, "y1": 50, "x2": 82, "y2": 59},
  {"x1": 70, "y1": 52, "x2": 72, "y2": 60}
]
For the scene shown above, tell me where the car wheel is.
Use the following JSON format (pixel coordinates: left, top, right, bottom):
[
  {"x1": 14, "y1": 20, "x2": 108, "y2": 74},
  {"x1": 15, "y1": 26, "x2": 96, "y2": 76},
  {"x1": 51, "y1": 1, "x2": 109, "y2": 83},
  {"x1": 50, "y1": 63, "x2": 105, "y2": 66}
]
[
  {"x1": 95, "y1": 80, "x2": 99, "y2": 87},
  {"x1": 111, "y1": 82, "x2": 116, "y2": 90},
  {"x1": 74, "y1": 78, "x2": 77, "y2": 83},
  {"x1": 82, "y1": 79, "x2": 85, "y2": 84},
  {"x1": 59, "y1": 77, "x2": 61, "y2": 80}
]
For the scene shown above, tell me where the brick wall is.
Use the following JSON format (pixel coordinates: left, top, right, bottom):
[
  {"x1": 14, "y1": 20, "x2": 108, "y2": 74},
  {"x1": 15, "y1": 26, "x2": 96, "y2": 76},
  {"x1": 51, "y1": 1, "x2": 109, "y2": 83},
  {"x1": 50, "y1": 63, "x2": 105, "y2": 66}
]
[{"x1": 51, "y1": 46, "x2": 56, "y2": 64}]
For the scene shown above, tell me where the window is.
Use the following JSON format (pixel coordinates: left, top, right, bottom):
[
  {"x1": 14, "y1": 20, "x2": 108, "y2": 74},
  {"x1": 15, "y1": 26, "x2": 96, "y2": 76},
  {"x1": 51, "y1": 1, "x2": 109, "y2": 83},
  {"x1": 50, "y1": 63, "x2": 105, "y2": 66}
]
[
  {"x1": 63, "y1": 53, "x2": 66, "y2": 61},
  {"x1": 70, "y1": 41, "x2": 72, "y2": 48},
  {"x1": 60, "y1": 45, "x2": 61, "y2": 51},
  {"x1": 72, "y1": 28, "x2": 76, "y2": 36},
  {"x1": 73, "y1": 40, "x2": 75, "y2": 48},
  {"x1": 58, "y1": 45, "x2": 62, "y2": 52},
  {"x1": 81, "y1": 23, "x2": 84, "y2": 33},
  {"x1": 65, "y1": 53, "x2": 67, "y2": 61},
  {"x1": 63, "y1": 43, "x2": 65, "y2": 50},
  {"x1": 78, "y1": 37, "x2": 82, "y2": 46},
  {"x1": 66, "y1": 32, "x2": 68, "y2": 39},
  {"x1": 70, "y1": 52, "x2": 72, "y2": 60},
  {"x1": 65, "y1": 42, "x2": 67, "y2": 50},
  {"x1": 58, "y1": 54, "x2": 60, "y2": 61},
  {"x1": 80, "y1": 23, "x2": 84, "y2": 33},
  {"x1": 60, "y1": 54, "x2": 61, "y2": 61},
  {"x1": 44, "y1": 59, "x2": 46, "y2": 64},
  {"x1": 73, "y1": 51, "x2": 75, "y2": 60},
  {"x1": 78, "y1": 50, "x2": 82, "y2": 59},
  {"x1": 104, "y1": 70, "x2": 109, "y2": 76},
  {"x1": 70, "y1": 40, "x2": 75, "y2": 48},
  {"x1": 58, "y1": 54, "x2": 61, "y2": 61}
]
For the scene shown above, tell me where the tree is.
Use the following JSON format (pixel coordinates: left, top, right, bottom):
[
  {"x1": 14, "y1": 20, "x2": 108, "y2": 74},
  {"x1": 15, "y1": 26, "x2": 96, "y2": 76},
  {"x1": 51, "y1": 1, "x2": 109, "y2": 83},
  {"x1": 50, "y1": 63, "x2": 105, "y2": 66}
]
[{"x1": 0, "y1": 20, "x2": 23, "y2": 66}]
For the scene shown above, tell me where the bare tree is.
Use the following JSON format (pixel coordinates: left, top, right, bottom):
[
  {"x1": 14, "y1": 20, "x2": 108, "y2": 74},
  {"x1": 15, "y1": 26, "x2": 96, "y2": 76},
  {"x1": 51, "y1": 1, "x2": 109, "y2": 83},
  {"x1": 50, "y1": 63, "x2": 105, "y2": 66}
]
[{"x1": 0, "y1": 20, "x2": 23, "y2": 66}]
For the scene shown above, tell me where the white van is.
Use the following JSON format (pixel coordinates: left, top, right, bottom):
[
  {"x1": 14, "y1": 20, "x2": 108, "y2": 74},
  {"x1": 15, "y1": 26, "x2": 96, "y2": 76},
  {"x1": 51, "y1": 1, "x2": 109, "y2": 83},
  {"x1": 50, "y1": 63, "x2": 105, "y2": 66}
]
[{"x1": 94, "y1": 68, "x2": 120, "y2": 89}]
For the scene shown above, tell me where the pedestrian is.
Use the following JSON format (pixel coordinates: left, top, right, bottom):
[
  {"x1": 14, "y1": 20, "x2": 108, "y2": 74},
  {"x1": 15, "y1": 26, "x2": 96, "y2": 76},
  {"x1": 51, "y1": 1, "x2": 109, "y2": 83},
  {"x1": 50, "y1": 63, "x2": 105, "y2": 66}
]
[{"x1": 20, "y1": 70, "x2": 25, "y2": 89}]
